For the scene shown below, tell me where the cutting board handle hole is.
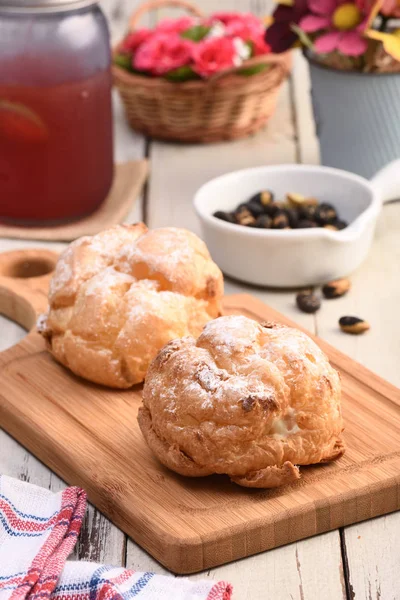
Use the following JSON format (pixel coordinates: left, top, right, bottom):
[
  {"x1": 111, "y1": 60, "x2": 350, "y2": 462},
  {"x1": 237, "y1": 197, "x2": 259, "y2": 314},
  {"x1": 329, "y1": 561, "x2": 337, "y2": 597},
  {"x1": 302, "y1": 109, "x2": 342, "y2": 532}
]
[
  {"x1": 1, "y1": 257, "x2": 56, "y2": 279},
  {"x1": 0, "y1": 250, "x2": 58, "y2": 335}
]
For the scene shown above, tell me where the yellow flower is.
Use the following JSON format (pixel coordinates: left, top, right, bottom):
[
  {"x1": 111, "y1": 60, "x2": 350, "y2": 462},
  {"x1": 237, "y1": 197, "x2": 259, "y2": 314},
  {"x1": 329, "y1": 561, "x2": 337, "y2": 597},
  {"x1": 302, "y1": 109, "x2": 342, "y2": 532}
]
[
  {"x1": 365, "y1": 28, "x2": 400, "y2": 61},
  {"x1": 333, "y1": 4, "x2": 363, "y2": 31}
]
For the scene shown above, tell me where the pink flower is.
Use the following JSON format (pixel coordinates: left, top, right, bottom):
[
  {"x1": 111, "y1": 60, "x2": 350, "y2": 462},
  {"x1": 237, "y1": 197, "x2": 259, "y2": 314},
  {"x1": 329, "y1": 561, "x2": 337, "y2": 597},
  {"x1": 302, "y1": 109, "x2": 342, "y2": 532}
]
[
  {"x1": 224, "y1": 18, "x2": 270, "y2": 55},
  {"x1": 358, "y1": 0, "x2": 400, "y2": 17},
  {"x1": 133, "y1": 33, "x2": 194, "y2": 75},
  {"x1": 300, "y1": 0, "x2": 369, "y2": 56},
  {"x1": 225, "y1": 17, "x2": 264, "y2": 39},
  {"x1": 155, "y1": 16, "x2": 196, "y2": 34},
  {"x1": 192, "y1": 37, "x2": 237, "y2": 77},
  {"x1": 121, "y1": 28, "x2": 152, "y2": 52},
  {"x1": 209, "y1": 12, "x2": 260, "y2": 26},
  {"x1": 207, "y1": 12, "x2": 269, "y2": 56},
  {"x1": 380, "y1": 0, "x2": 400, "y2": 16}
]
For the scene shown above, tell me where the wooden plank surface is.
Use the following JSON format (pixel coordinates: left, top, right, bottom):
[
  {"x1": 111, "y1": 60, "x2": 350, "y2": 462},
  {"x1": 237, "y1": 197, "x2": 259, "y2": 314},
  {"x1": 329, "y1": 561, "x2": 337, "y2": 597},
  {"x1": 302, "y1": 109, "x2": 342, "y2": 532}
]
[
  {"x1": 1, "y1": 0, "x2": 400, "y2": 596},
  {"x1": 343, "y1": 513, "x2": 400, "y2": 599},
  {"x1": 188, "y1": 531, "x2": 346, "y2": 600}
]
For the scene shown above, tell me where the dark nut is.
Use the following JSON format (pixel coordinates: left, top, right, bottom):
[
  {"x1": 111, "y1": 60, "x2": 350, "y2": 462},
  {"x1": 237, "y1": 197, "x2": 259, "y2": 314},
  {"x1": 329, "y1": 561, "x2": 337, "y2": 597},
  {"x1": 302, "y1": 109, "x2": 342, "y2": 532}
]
[
  {"x1": 263, "y1": 202, "x2": 285, "y2": 218},
  {"x1": 285, "y1": 208, "x2": 299, "y2": 229},
  {"x1": 235, "y1": 207, "x2": 256, "y2": 226},
  {"x1": 315, "y1": 203, "x2": 337, "y2": 226},
  {"x1": 255, "y1": 215, "x2": 272, "y2": 228},
  {"x1": 339, "y1": 316, "x2": 370, "y2": 334},
  {"x1": 249, "y1": 190, "x2": 274, "y2": 206},
  {"x1": 298, "y1": 204, "x2": 318, "y2": 220},
  {"x1": 213, "y1": 210, "x2": 236, "y2": 223},
  {"x1": 272, "y1": 213, "x2": 290, "y2": 229},
  {"x1": 260, "y1": 191, "x2": 274, "y2": 206},
  {"x1": 335, "y1": 220, "x2": 348, "y2": 230},
  {"x1": 225, "y1": 191, "x2": 346, "y2": 235},
  {"x1": 246, "y1": 201, "x2": 265, "y2": 218},
  {"x1": 296, "y1": 291, "x2": 321, "y2": 314},
  {"x1": 235, "y1": 201, "x2": 264, "y2": 218},
  {"x1": 322, "y1": 278, "x2": 351, "y2": 299},
  {"x1": 297, "y1": 219, "x2": 318, "y2": 228}
]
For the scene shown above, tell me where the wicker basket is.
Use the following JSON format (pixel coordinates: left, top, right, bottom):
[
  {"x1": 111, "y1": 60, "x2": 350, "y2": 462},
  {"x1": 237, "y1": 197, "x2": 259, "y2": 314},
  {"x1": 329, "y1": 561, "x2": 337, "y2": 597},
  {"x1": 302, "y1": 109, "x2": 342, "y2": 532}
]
[{"x1": 113, "y1": 0, "x2": 292, "y2": 143}]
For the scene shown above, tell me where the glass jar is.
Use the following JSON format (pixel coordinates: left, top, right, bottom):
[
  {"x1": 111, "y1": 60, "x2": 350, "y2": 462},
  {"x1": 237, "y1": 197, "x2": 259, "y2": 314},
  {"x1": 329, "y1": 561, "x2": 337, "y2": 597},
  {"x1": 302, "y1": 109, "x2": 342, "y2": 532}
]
[{"x1": 0, "y1": 0, "x2": 113, "y2": 224}]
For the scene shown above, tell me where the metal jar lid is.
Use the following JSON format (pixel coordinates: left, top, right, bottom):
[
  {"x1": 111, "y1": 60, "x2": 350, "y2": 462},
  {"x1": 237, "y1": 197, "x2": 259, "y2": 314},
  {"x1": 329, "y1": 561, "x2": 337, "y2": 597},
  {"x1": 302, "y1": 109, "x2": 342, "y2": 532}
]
[{"x1": 0, "y1": 0, "x2": 98, "y2": 12}]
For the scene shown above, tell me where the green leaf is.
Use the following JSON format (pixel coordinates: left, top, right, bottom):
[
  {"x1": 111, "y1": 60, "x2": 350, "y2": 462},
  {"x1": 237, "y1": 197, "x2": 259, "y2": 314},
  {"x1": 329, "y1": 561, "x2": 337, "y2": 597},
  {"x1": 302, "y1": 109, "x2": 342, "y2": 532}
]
[
  {"x1": 180, "y1": 25, "x2": 211, "y2": 42},
  {"x1": 165, "y1": 65, "x2": 200, "y2": 82},
  {"x1": 114, "y1": 53, "x2": 153, "y2": 76},
  {"x1": 114, "y1": 53, "x2": 133, "y2": 71},
  {"x1": 237, "y1": 63, "x2": 270, "y2": 76},
  {"x1": 246, "y1": 40, "x2": 255, "y2": 58}
]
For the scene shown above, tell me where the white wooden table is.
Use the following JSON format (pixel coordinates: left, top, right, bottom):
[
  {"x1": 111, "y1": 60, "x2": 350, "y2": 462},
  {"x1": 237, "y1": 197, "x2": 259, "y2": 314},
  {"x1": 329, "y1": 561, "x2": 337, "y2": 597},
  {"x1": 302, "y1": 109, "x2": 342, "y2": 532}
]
[{"x1": 1, "y1": 1, "x2": 400, "y2": 598}]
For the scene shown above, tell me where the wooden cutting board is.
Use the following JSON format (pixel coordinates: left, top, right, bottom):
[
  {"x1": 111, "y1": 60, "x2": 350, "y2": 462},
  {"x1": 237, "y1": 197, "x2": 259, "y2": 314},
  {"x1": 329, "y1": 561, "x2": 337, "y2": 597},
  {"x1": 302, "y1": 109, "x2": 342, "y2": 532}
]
[{"x1": 1, "y1": 249, "x2": 400, "y2": 575}]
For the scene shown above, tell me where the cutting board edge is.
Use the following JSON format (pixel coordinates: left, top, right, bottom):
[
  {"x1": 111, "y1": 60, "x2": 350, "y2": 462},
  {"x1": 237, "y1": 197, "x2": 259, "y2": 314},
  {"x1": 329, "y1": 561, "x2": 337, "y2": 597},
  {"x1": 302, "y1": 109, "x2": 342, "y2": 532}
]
[{"x1": 152, "y1": 468, "x2": 400, "y2": 573}]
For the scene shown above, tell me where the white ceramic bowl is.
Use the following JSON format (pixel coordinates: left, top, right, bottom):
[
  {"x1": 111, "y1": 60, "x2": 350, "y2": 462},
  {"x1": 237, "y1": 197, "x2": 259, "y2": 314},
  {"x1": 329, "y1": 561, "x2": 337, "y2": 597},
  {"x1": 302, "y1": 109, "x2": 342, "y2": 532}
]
[{"x1": 194, "y1": 161, "x2": 400, "y2": 288}]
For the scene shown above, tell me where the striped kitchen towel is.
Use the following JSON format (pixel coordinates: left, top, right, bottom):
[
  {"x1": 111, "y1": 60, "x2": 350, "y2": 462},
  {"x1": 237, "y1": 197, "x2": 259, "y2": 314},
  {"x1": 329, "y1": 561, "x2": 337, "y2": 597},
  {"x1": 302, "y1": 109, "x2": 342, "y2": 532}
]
[{"x1": 0, "y1": 475, "x2": 232, "y2": 600}]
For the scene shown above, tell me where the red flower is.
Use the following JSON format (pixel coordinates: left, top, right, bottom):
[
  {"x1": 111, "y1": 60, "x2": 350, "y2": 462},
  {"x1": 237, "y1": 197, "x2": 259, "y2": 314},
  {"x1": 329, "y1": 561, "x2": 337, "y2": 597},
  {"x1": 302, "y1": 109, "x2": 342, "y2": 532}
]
[
  {"x1": 207, "y1": 12, "x2": 269, "y2": 56},
  {"x1": 192, "y1": 37, "x2": 237, "y2": 77},
  {"x1": 225, "y1": 20, "x2": 264, "y2": 39},
  {"x1": 252, "y1": 36, "x2": 272, "y2": 56},
  {"x1": 208, "y1": 12, "x2": 260, "y2": 26},
  {"x1": 156, "y1": 16, "x2": 196, "y2": 33},
  {"x1": 265, "y1": 0, "x2": 309, "y2": 53},
  {"x1": 133, "y1": 33, "x2": 194, "y2": 75},
  {"x1": 121, "y1": 28, "x2": 152, "y2": 53},
  {"x1": 207, "y1": 11, "x2": 242, "y2": 25},
  {"x1": 224, "y1": 16, "x2": 270, "y2": 55}
]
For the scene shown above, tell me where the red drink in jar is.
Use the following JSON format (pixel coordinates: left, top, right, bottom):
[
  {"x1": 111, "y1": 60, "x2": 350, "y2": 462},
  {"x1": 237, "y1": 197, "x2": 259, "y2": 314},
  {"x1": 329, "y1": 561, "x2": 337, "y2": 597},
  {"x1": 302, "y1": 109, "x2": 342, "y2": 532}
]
[{"x1": 0, "y1": 0, "x2": 113, "y2": 225}]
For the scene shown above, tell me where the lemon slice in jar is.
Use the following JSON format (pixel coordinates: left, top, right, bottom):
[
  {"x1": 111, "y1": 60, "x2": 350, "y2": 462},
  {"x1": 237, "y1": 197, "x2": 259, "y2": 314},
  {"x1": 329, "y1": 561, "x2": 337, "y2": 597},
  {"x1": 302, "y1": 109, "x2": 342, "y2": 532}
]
[{"x1": 0, "y1": 100, "x2": 49, "y2": 143}]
